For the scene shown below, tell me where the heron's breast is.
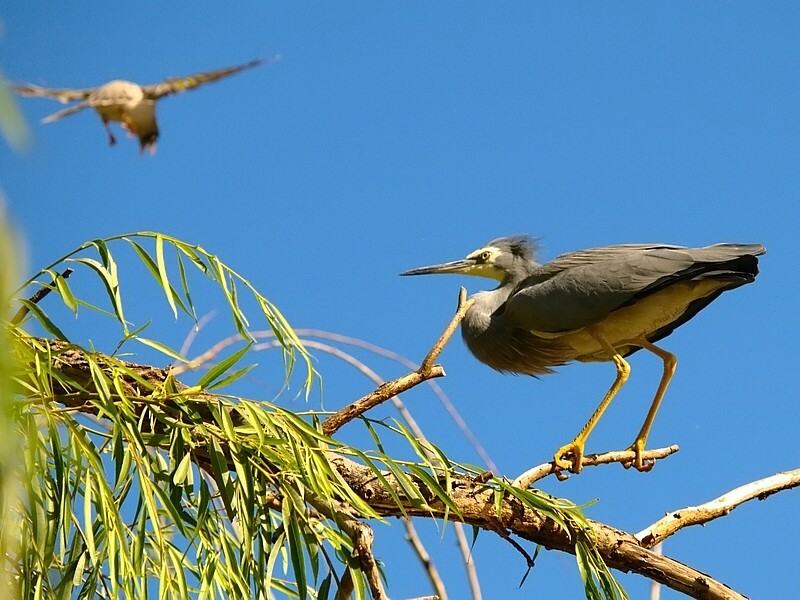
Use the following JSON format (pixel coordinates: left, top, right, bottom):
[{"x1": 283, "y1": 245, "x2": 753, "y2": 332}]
[{"x1": 555, "y1": 279, "x2": 731, "y2": 359}]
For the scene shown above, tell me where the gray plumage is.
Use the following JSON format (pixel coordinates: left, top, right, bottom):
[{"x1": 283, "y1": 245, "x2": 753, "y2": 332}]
[{"x1": 401, "y1": 235, "x2": 765, "y2": 472}]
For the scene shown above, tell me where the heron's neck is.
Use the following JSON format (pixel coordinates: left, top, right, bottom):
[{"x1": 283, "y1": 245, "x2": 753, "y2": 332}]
[{"x1": 464, "y1": 285, "x2": 513, "y2": 333}]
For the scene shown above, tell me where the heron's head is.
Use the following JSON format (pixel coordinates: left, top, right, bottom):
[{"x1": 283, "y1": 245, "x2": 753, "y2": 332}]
[{"x1": 400, "y1": 235, "x2": 539, "y2": 283}]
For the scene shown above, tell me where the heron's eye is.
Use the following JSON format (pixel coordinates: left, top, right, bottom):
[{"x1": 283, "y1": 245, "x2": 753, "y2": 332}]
[{"x1": 479, "y1": 251, "x2": 491, "y2": 262}]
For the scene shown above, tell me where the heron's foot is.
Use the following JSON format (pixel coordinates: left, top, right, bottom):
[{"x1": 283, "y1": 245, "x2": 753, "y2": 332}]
[
  {"x1": 554, "y1": 440, "x2": 585, "y2": 473},
  {"x1": 623, "y1": 438, "x2": 655, "y2": 472},
  {"x1": 107, "y1": 132, "x2": 117, "y2": 146}
]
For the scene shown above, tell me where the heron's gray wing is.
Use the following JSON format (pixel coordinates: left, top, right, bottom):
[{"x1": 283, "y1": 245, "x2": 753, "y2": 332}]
[
  {"x1": 11, "y1": 83, "x2": 95, "y2": 103},
  {"x1": 142, "y1": 58, "x2": 264, "y2": 99},
  {"x1": 503, "y1": 243, "x2": 764, "y2": 333}
]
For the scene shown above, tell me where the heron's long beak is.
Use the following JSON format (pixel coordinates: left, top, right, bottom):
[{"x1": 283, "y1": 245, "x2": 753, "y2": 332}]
[{"x1": 400, "y1": 258, "x2": 477, "y2": 276}]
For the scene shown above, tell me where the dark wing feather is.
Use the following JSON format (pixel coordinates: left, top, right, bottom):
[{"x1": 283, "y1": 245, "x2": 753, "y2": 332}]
[
  {"x1": 503, "y1": 243, "x2": 764, "y2": 333},
  {"x1": 11, "y1": 83, "x2": 95, "y2": 103},
  {"x1": 143, "y1": 58, "x2": 267, "y2": 99}
]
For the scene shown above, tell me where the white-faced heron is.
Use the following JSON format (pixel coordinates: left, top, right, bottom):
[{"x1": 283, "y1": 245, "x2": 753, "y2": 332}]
[{"x1": 401, "y1": 236, "x2": 765, "y2": 473}]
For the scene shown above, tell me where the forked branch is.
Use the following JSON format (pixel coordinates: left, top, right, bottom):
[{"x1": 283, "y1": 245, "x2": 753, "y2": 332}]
[
  {"x1": 636, "y1": 468, "x2": 800, "y2": 548},
  {"x1": 321, "y1": 288, "x2": 473, "y2": 436}
]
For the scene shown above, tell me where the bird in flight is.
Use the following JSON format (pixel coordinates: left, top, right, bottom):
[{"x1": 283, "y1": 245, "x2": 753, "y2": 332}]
[
  {"x1": 11, "y1": 57, "x2": 272, "y2": 154},
  {"x1": 402, "y1": 236, "x2": 765, "y2": 474}
]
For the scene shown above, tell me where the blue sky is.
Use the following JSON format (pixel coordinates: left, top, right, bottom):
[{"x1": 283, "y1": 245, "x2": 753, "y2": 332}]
[{"x1": 3, "y1": 3, "x2": 799, "y2": 598}]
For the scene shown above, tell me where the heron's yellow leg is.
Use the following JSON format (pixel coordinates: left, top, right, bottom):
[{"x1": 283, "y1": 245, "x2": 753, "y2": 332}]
[
  {"x1": 626, "y1": 339, "x2": 677, "y2": 471},
  {"x1": 555, "y1": 338, "x2": 630, "y2": 473}
]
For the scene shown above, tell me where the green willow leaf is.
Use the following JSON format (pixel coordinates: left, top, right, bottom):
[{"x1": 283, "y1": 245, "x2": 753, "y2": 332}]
[
  {"x1": 51, "y1": 270, "x2": 78, "y2": 314},
  {"x1": 196, "y1": 342, "x2": 253, "y2": 390},
  {"x1": 135, "y1": 336, "x2": 189, "y2": 363},
  {"x1": 155, "y1": 233, "x2": 178, "y2": 318},
  {"x1": 16, "y1": 299, "x2": 69, "y2": 340},
  {"x1": 283, "y1": 500, "x2": 308, "y2": 600}
]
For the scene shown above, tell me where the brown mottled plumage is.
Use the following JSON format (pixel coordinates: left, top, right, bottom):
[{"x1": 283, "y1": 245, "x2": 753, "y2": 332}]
[{"x1": 12, "y1": 58, "x2": 272, "y2": 154}]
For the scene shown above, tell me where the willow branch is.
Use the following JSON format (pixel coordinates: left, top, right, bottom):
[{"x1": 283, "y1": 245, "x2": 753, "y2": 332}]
[
  {"x1": 321, "y1": 288, "x2": 473, "y2": 436},
  {"x1": 513, "y1": 445, "x2": 680, "y2": 489},
  {"x1": 636, "y1": 468, "x2": 800, "y2": 548},
  {"x1": 28, "y1": 335, "x2": 779, "y2": 599},
  {"x1": 278, "y1": 338, "x2": 469, "y2": 600}
]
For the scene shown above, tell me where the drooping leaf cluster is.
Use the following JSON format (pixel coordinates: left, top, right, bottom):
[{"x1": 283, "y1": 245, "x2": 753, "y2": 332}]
[{"x1": 1, "y1": 233, "x2": 626, "y2": 599}]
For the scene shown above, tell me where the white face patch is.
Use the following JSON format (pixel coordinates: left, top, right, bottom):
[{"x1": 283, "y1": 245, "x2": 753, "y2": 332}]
[
  {"x1": 465, "y1": 246, "x2": 505, "y2": 281},
  {"x1": 467, "y1": 245, "x2": 500, "y2": 261}
]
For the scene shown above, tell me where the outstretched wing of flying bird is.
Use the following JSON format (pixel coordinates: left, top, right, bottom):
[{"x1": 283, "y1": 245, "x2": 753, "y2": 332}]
[{"x1": 143, "y1": 58, "x2": 268, "y2": 99}]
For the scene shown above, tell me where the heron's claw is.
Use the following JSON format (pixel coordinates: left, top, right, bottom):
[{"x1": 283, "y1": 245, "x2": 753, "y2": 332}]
[
  {"x1": 554, "y1": 441, "x2": 584, "y2": 473},
  {"x1": 623, "y1": 439, "x2": 655, "y2": 472}
]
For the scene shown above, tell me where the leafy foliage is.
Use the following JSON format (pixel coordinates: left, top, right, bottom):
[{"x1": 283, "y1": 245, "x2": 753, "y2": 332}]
[{"x1": 2, "y1": 232, "x2": 626, "y2": 599}]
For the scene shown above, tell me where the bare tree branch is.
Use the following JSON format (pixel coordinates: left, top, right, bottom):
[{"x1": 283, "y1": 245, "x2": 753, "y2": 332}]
[
  {"x1": 405, "y1": 520, "x2": 448, "y2": 600},
  {"x1": 636, "y1": 468, "x2": 800, "y2": 548},
  {"x1": 513, "y1": 445, "x2": 680, "y2": 488},
  {"x1": 453, "y1": 523, "x2": 481, "y2": 600},
  {"x1": 321, "y1": 288, "x2": 473, "y2": 436},
  {"x1": 328, "y1": 455, "x2": 748, "y2": 600}
]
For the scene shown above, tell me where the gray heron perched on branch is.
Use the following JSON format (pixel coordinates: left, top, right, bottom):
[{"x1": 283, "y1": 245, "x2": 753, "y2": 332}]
[{"x1": 402, "y1": 236, "x2": 765, "y2": 473}]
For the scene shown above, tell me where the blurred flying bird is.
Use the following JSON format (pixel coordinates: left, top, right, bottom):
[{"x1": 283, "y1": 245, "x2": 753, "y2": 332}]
[{"x1": 11, "y1": 57, "x2": 273, "y2": 154}]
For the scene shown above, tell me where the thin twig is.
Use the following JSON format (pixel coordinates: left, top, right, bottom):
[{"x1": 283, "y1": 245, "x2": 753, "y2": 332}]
[
  {"x1": 293, "y1": 329, "x2": 500, "y2": 474},
  {"x1": 650, "y1": 542, "x2": 662, "y2": 600},
  {"x1": 498, "y1": 533, "x2": 537, "y2": 587},
  {"x1": 513, "y1": 445, "x2": 680, "y2": 488},
  {"x1": 307, "y1": 494, "x2": 387, "y2": 600},
  {"x1": 453, "y1": 520, "x2": 482, "y2": 600},
  {"x1": 177, "y1": 310, "x2": 218, "y2": 360},
  {"x1": 11, "y1": 268, "x2": 73, "y2": 325},
  {"x1": 636, "y1": 468, "x2": 800, "y2": 548},
  {"x1": 405, "y1": 520, "x2": 448, "y2": 600},
  {"x1": 321, "y1": 288, "x2": 473, "y2": 437},
  {"x1": 255, "y1": 338, "x2": 435, "y2": 444},
  {"x1": 419, "y1": 288, "x2": 473, "y2": 372}
]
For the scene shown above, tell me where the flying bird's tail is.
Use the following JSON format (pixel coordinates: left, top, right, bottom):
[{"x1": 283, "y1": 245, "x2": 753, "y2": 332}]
[{"x1": 41, "y1": 102, "x2": 91, "y2": 124}]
